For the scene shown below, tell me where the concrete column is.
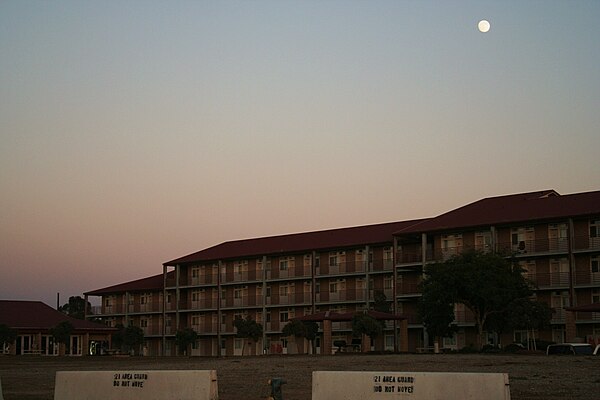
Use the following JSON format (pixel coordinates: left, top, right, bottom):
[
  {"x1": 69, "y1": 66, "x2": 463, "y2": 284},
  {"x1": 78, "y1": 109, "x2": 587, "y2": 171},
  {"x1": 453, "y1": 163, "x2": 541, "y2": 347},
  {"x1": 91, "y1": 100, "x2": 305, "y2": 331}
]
[
  {"x1": 175, "y1": 265, "x2": 180, "y2": 332},
  {"x1": 217, "y1": 260, "x2": 222, "y2": 356},
  {"x1": 162, "y1": 264, "x2": 167, "y2": 356},
  {"x1": 261, "y1": 255, "x2": 267, "y2": 355},
  {"x1": 393, "y1": 237, "x2": 399, "y2": 352},
  {"x1": 421, "y1": 233, "x2": 428, "y2": 348},
  {"x1": 565, "y1": 311, "x2": 577, "y2": 342},
  {"x1": 322, "y1": 319, "x2": 332, "y2": 355},
  {"x1": 568, "y1": 218, "x2": 576, "y2": 307},
  {"x1": 365, "y1": 245, "x2": 370, "y2": 309},
  {"x1": 400, "y1": 319, "x2": 409, "y2": 352}
]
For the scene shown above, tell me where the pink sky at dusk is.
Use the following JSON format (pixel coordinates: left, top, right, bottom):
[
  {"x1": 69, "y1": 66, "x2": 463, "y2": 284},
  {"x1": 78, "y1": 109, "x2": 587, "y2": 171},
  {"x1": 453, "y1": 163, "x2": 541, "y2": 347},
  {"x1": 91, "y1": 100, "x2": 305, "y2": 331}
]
[{"x1": 1, "y1": 1, "x2": 599, "y2": 308}]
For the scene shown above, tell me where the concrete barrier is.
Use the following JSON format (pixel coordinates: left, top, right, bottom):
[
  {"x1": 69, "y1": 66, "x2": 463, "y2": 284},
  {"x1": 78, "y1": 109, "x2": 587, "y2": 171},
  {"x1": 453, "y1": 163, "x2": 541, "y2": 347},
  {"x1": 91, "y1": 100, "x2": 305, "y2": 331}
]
[
  {"x1": 54, "y1": 370, "x2": 218, "y2": 400},
  {"x1": 312, "y1": 371, "x2": 510, "y2": 400}
]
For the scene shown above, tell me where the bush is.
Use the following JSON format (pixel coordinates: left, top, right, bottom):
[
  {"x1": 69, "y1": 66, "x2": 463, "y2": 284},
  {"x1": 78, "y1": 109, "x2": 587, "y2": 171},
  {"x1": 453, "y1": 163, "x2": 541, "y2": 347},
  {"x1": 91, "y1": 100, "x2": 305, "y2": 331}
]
[
  {"x1": 458, "y1": 345, "x2": 478, "y2": 353},
  {"x1": 481, "y1": 344, "x2": 501, "y2": 353}
]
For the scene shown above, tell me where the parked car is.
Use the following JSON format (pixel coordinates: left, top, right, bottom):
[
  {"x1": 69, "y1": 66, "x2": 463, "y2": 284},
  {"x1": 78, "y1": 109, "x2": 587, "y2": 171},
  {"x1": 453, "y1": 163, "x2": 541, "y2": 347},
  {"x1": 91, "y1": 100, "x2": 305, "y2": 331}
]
[{"x1": 546, "y1": 343, "x2": 593, "y2": 355}]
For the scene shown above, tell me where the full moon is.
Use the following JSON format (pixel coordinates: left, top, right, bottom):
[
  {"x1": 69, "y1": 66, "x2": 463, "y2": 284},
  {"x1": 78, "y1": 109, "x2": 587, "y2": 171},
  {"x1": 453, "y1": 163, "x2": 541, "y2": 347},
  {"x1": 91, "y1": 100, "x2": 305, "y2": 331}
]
[{"x1": 478, "y1": 20, "x2": 491, "y2": 33}]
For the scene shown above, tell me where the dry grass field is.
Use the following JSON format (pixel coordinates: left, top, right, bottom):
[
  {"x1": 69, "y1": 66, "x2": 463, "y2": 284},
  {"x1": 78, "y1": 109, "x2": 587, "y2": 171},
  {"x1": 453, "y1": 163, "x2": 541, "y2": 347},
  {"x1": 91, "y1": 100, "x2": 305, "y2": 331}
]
[{"x1": 1, "y1": 353, "x2": 599, "y2": 400}]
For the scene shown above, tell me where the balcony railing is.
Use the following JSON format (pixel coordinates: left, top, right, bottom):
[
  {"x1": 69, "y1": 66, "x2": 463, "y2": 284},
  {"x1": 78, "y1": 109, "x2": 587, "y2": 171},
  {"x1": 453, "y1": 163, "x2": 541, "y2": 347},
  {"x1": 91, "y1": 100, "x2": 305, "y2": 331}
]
[
  {"x1": 396, "y1": 282, "x2": 421, "y2": 297},
  {"x1": 397, "y1": 235, "x2": 600, "y2": 266},
  {"x1": 523, "y1": 272, "x2": 600, "y2": 288},
  {"x1": 316, "y1": 289, "x2": 369, "y2": 304}
]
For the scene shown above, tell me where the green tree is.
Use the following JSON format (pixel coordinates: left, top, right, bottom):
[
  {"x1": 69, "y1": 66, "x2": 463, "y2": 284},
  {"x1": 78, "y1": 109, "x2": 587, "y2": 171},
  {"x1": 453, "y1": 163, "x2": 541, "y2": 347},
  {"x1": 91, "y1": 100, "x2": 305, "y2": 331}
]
[
  {"x1": 0, "y1": 324, "x2": 17, "y2": 352},
  {"x1": 505, "y1": 298, "x2": 553, "y2": 350},
  {"x1": 420, "y1": 250, "x2": 532, "y2": 350},
  {"x1": 352, "y1": 313, "x2": 382, "y2": 350},
  {"x1": 59, "y1": 296, "x2": 92, "y2": 320},
  {"x1": 112, "y1": 324, "x2": 145, "y2": 355},
  {"x1": 233, "y1": 316, "x2": 263, "y2": 355},
  {"x1": 175, "y1": 328, "x2": 198, "y2": 355},
  {"x1": 282, "y1": 319, "x2": 318, "y2": 354},
  {"x1": 418, "y1": 272, "x2": 458, "y2": 352},
  {"x1": 373, "y1": 290, "x2": 391, "y2": 313},
  {"x1": 50, "y1": 321, "x2": 74, "y2": 355}
]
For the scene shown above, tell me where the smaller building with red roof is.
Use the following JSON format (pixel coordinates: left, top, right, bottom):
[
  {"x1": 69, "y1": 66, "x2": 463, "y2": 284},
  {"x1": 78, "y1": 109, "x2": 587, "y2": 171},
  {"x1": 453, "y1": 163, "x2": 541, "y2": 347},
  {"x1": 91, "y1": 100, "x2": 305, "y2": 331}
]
[{"x1": 0, "y1": 300, "x2": 115, "y2": 356}]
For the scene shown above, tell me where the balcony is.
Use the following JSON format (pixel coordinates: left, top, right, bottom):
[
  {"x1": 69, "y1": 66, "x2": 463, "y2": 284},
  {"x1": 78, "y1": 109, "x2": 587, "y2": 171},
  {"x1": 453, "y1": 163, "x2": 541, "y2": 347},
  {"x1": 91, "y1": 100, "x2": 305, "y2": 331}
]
[
  {"x1": 396, "y1": 282, "x2": 421, "y2": 298},
  {"x1": 189, "y1": 298, "x2": 218, "y2": 310},
  {"x1": 524, "y1": 271, "x2": 600, "y2": 289},
  {"x1": 192, "y1": 323, "x2": 218, "y2": 335},
  {"x1": 267, "y1": 266, "x2": 312, "y2": 280},
  {"x1": 317, "y1": 261, "x2": 368, "y2": 276},
  {"x1": 316, "y1": 289, "x2": 368, "y2": 304},
  {"x1": 190, "y1": 273, "x2": 218, "y2": 286},
  {"x1": 396, "y1": 237, "x2": 580, "y2": 266}
]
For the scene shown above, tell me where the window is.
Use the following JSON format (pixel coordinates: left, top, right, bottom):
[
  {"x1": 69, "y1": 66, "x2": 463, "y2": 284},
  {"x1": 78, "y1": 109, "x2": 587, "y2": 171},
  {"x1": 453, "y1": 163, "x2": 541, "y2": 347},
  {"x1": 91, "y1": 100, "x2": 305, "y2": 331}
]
[
  {"x1": 329, "y1": 252, "x2": 345, "y2": 267},
  {"x1": 191, "y1": 267, "x2": 200, "y2": 278},
  {"x1": 140, "y1": 318, "x2": 148, "y2": 328},
  {"x1": 140, "y1": 293, "x2": 151, "y2": 305},
  {"x1": 441, "y1": 234, "x2": 462, "y2": 259},
  {"x1": 192, "y1": 291, "x2": 200, "y2": 302},
  {"x1": 384, "y1": 276, "x2": 393, "y2": 290},
  {"x1": 592, "y1": 256, "x2": 599, "y2": 274},
  {"x1": 383, "y1": 247, "x2": 393, "y2": 261},
  {"x1": 280, "y1": 310, "x2": 289, "y2": 323},
  {"x1": 234, "y1": 288, "x2": 242, "y2": 299},
  {"x1": 279, "y1": 285, "x2": 289, "y2": 296},
  {"x1": 304, "y1": 254, "x2": 312, "y2": 268},
  {"x1": 592, "y1": 289, "x2": 600, "y2": 304},
  {"x1": 191, "y1": 315, "x2": 200, "y2": 327},
  {"x1": 279, "y1": 259, "x2": 288, "y2": 271},
  {"x1": 475, "y1": 231, "x2": 492, "y2": 252},
  {"x1": 590, "y1": 220, "x2": 600, "y2": 238},
  {"x1": 512, "y1": 227, "x2": 534, "y2": 252},
  {"x1": 329, "y1": 282, "x2": 338, "y2": 293}
]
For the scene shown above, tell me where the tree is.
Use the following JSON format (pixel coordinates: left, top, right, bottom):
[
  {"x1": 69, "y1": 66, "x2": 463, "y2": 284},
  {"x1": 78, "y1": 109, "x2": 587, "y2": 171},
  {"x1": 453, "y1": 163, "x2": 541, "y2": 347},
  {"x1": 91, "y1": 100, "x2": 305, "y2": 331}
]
[
  {"x1": 59, "y1": 296, "x2": 92, "y2": 320},
  {"x1": 233, "y1": 316, "x2": 263, "y2": 355},
  {"x1": 418, "y1": 274, "x2": 457, "y2": 352},
  {"x1": 505, "y1": 298, "x2": 553, "y2": 350},
  {"x1": 0, "y1": 324, "x2": 17, "y2": 352},
  {"x1": 352, "y1": 313, "x2": 382, "y2": 351},
  {"x1": 373, "y1": 290, "x2": 391, "y2": 313},
  {"x1": 282, "y1": 319, "x2": 318, "y2": 354},
  {"x1": 50, "y1": 321, "x2": 74, "y2": 355},
  {"x1": 420, "y1": 250, "x2": 532, "y2": 350},
  {"x1": 112, "y1": 324, "x2": 145, "y2": 355},
  {"x1": 175, "y1": 328, "x2": 198, "y2": 355}
]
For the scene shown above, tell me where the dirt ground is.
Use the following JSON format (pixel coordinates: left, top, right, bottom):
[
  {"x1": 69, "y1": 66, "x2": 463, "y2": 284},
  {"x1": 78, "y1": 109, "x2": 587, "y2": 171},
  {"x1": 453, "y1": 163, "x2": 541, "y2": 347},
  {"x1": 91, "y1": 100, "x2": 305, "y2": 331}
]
[{"x1": 0, "y1": 353, "x2": 599, "y2": 400}]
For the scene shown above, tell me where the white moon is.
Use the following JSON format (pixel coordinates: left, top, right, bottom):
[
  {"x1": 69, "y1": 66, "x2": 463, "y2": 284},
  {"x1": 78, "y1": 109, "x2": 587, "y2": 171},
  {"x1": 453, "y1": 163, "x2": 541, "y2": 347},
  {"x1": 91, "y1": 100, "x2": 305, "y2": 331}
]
[{"x1": 478, "y1": 20, "x2": 490, "y2": 33}]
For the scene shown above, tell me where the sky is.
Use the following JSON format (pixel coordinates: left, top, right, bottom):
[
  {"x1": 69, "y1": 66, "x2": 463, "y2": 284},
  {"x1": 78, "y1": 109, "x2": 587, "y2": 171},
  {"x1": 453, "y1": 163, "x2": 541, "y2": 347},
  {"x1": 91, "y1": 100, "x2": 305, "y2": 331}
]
[{"x1": 1, "y1": 0, "x2": 599, "y2": 308}]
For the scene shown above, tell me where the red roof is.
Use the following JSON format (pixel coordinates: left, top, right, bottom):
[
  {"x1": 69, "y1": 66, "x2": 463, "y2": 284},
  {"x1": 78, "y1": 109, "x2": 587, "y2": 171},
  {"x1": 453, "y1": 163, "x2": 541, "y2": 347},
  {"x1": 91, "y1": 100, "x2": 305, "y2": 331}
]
[
  {"x1": 85, "y1": 273, "x2": 168, "y2": 296},
  {"x1": 165, "y1": 219, "x2": 426, "y2": 266},
  {"x1": 0, "y1": 300, "x2": 114, "y2": 331},
  {"x1": 395, "y1": 190, "x2": 600, "y2": 235}
]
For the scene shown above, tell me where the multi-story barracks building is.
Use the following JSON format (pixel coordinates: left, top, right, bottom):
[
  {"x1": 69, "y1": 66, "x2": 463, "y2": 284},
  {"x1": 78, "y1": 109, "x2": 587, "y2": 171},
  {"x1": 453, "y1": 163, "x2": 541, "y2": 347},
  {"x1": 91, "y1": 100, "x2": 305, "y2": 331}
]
[{"x1": 85, "y1": 189, "x2": 600, "y2": 356}]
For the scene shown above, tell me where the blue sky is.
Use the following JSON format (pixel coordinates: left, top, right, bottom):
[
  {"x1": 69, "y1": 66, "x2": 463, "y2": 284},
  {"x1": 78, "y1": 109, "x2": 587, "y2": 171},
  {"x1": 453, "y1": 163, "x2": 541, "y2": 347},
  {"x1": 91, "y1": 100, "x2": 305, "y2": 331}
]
[{"x1": 1, "y1": 0, "x2": 599, "y2": 307}]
